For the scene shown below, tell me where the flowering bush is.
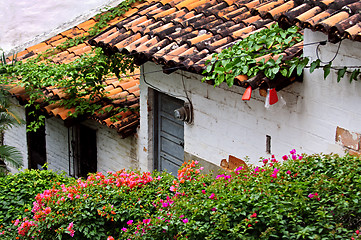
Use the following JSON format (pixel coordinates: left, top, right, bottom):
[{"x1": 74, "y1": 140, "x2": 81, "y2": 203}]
[
  {"x1": 0, "y1": 169, "x2": 72, "y2": 228},
  {"x1": 2, "y1": 151, "x2": 361, "y2": 239}
]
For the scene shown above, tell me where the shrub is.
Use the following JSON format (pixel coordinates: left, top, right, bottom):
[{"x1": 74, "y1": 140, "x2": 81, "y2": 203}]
[
  {"x1": 0, "y1": 169, "x2": 73, "y2": 228},
  {"x1": 2, "y1": 151, "x2": 361, "y2": 239}
]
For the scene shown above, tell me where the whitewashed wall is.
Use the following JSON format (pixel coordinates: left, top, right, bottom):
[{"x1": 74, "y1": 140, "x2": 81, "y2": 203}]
[
  {"x1": 3, "y1": 99, "x2": 28, "y2": 170},
  {"x1": 0, "y1": 0, "x2": 124, "y2": 55},
  {"x1": 45, "y1": 118, "x2": 138, "y2": 175},
  {"x1": 92, "y1": 121, "x2": 139, "y2": 173},
  {"x1": 45, "y1": 117, "x2": 69, "y2": 174},
  {"x1": 138, "y1": 33, "x2": 361, "y2": 169}
]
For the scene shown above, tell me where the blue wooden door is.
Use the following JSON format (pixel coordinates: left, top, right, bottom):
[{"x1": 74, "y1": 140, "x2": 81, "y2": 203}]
[{"x1": 155, "y1": 92, "x2": 184, "y2": 176}]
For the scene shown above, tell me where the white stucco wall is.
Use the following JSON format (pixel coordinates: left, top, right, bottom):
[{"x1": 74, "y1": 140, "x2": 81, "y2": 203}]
[
  {"x1": 3, "y1": 99, "x2": 28, "y2": 170},
  {"x1": 0, "y1": 0, "x2": 124, "y2": 55},
  {"x1": 45, "y1": 117, "x2": 69, "y2": 174},
  {"x1": 45, "y1": 118, "x2": 138, "y2": 175},
  {"x1": 138, "y1": 33, "x2": 361, "y2": 169}
]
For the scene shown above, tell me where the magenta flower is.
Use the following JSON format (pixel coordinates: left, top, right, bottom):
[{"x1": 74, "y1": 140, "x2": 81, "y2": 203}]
[
  {"x1": 127, "y1": 220, "x2": 133, "y2": 225},
  {"x1": 143, "y1": 219, "x2": 151, "y2": 224},
  {"x1": 67, "y1": 222, "x2": 75, "y2": 237},
  {"x1": 182, "y1": 218, "x2": 189, "y2": 223},
  {"x1": 298, "y1": 155, "x2": 303, "y2": 160},
  {"x1": 282, "y1": 155, "x2": 288, "y2": 160},
  {"x1": 286, "y1": 170, "x2": 291, "y2": 175},
  {"x1": 209, "y1": 193, "x2": 215, "y2": 199},
  {"x1": 270, "y1": 168, "x2": 279, "y2": 178},
  {"x1": 290, "y1": 149, "x2": 296, "y2": 154},
  {"x1": 121, "y1": 227, "x2": 127, "y2": 232},
  {"x1": 254, "y1": 167, "x2": 260, "y2": 173},
  {"x1": 202, "y1": 189, "x2": 206, "y2": 194}
]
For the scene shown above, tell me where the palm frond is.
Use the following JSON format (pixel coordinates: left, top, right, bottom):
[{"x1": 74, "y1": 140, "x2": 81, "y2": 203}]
[{"x1": 0, "y1": 145, "x2": 23, "y2": 169}]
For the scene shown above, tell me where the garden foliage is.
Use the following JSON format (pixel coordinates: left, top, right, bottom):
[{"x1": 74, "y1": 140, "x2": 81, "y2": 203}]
[{"x1": 1, "y1": 151, "x2": 361, "y2": 239}]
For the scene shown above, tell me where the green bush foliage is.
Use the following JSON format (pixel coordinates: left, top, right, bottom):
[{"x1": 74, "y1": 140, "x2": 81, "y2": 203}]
[
  {"x1": 0, "y1": 169, "x2": 73, "y2": 228},
  {"x1": 1, "y1": 151, "x2": 361, "y2": 239}
]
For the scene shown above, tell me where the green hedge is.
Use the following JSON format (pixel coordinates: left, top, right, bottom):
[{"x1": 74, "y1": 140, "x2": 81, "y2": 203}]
[
  {"x1": 1, "y1": 151, "x2": 361, "y2": 239},
  {"x1": 0, "y1": 169, "x2": 73, "y2": 228}
]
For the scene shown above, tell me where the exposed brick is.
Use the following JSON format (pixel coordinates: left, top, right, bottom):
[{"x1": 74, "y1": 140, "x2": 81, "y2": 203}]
[
  {"x1": 335, "y1": 126, "x2": 361, "y2": 151},
  {"x1": 229, "y1": 155, "x2": 248, "y2": 170},
  {"x1": 347, "y1": 149, "x2": 361, "y2": 158},
  {"x1": 220, "y1": 159, "x2": 228, "y2": 169},
  {"x1": 220, "y1": 155, "x2": 248, "y2": 171}
]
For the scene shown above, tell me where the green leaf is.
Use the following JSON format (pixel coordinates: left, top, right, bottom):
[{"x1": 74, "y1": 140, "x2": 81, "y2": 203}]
[
  {"x1": 337, "y1": 67, "x2": 347, "y2": 82},
  {"x1": 323, "y1": 62, "x2": 332, "y2": 79},
  {"x1": 310, "y1": 59, "x2": 321, "y2": 73},
  {"x1": 350, "y1": 69, "x2": 360, "y2": 83},
  {"x1": 296, "y1": 58, "x2": 309, "y2": 76}
]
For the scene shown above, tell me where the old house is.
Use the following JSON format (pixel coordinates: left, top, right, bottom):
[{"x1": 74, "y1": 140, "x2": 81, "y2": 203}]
[
  {"x1": 3, "y1": 3, "x2": 146, "y2": 177},
  {"x1": 89, "y1": 0, "x2": 361, "y2": 174},
  {"x1": 3, "y1": 0, "x2": 361, "y2": 177}
]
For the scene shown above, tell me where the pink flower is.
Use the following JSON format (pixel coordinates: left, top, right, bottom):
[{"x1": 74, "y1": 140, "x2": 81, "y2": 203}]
[
  {"x1": 356, "y1": 230, "x2": 360, "y2": 234},
  {"x1": 292, "y1": 154, "x2": 297, "y2": 160},
  {"x1": 67, "y1": 222, "x2": 75, "y2": 237},
  {"x1": 270, "y1": 168, "x2": 279, "y2": 178},
  {"x1": 127, "y1": 220, "x2": 133, "y2": 225},
  {"x1": 179, "y1": 215, "x2": 184, "y2": 218},
  {"x1": 44, "y1": 207, "x2": 51, "y2": 214},
  {"x1": 143, "y1": 219, "x2": 151, "y2": 224},
  {"x1": 250, "y1": 213, "x2": 257, "y2": 218},
  {"x1": 254, "y1": 167, "x2": 260, "y2": 173},
  {"x1": 282, "y1": 155, "x2": 288, "y2": 160},
  {"x1": 121, "y1": 227, "x2": 127, "y2": 232},
  {"x1": 14, "y1": 219, "x2": 20, "y2": 226},
  {"x1": 298, "y1": 155, "x2": 303, "y2": 160},
  {"x1": 286, "y1": 170, "x2": 291, "y2": 175},
  {"x1": 308, "y1": 193, "x2": 314, "y2": 198},
  {"x1": 202, "y1": 190, "x2": 206, "y2": 194},
  {"x1": 170, "y1": 186, "x2": 176, "y2": 192},
  {"x1": 209, "y1": 193, "x2": 215, "y2": 199},
  {"x1": 290, "y1": 149, "x2": 296, "y2": 154},
  {"x1": 182, "y1": 218, "x2": 189, "y2": 223},
  {"x1": 211, "y1": 207, "x2": 217, "y2": 211}
]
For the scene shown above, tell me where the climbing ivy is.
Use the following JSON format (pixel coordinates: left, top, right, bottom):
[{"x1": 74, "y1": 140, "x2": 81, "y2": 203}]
[
  {"x1": 202, "y1": 23, "x2": 306, "y2": 87},
  {"x1": 0, "y1": 0, "x2": 142, "y2": 131},
  {"x1": 202, "y1": 23, "x2": 360, "y2": 88},
  {"x1": 309, "y1": 59, "x2": 361, "y2": 83}
]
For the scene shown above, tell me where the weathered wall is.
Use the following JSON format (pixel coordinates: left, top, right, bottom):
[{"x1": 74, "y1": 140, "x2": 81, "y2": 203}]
[
  {"x1": 90, "y1": 121, "x2": 139, "y2": 174},
  {"x1": 45, "y1": 117, "x2": 69, "y2": 174},
  {"x1": 3, "y1": 99, "x2": 28, "y2": 171},
  {"x1": 45, "y1": 118, "x2": 139, "y2": 175},
  {"x1": 138, "y1": 32, "x2": 361, "y2": 169},
  {"x1": 0, "y1": 0, "x2": 124, "y2": 55}
]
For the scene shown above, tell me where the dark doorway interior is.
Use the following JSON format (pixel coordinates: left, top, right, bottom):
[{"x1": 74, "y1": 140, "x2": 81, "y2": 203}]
[{"x1": 26, "y1": 108, "x2": 47, "y2": 170}]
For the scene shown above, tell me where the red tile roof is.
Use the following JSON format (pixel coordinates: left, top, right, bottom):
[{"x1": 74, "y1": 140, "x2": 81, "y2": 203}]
[
  {"x1": 90, "y1": 0, "x2": 361, "y2": 89},
  {"x1": 6, "y1": 4, "x2": 148, "y2": 137}
]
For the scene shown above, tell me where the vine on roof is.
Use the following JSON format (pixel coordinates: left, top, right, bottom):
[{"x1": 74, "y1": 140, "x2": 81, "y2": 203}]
[
  {"x1": 0, "y1": 0, "x2": 142, "y2": 131},
  {"x1": 202, "y1": 23, "x2": 360, "y2": 88},
  {"x1": 202, "y1": 23, "x2": 306, "y2": 87}
]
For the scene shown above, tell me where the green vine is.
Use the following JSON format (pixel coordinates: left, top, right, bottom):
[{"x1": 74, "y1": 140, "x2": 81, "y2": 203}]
[
  {"x1": 202, "y1": 23, "x2": 306, "y2": 87},
  {"x1": 0, "y1": 0, "x2": 142, "y2": 131},
  {"x1": 202, "y1": 23, "x2": 360, "y2": 90},
  {"x1": 309, "y1": 59, "x2": 361, "y2": 83}
]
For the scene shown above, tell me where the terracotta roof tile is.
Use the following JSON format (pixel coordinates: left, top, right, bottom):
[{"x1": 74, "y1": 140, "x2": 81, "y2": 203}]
[
  {"x1": 9, "y1": 1, "x2": 143, "y2": 136},
  {"x1": 86, "y1": 0, "x2": 361, "y2": 92}
]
